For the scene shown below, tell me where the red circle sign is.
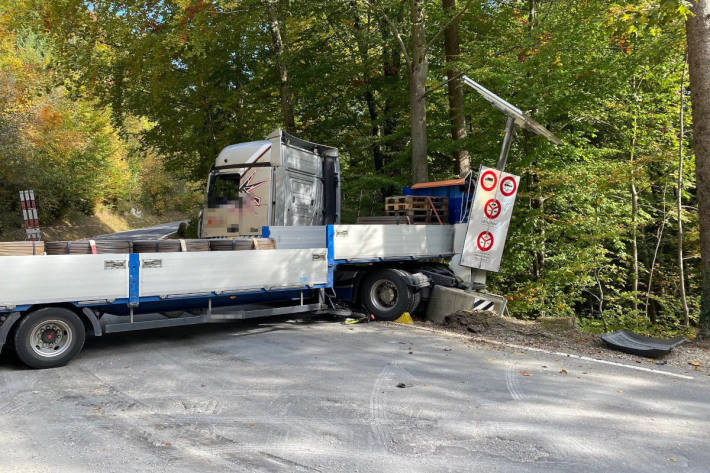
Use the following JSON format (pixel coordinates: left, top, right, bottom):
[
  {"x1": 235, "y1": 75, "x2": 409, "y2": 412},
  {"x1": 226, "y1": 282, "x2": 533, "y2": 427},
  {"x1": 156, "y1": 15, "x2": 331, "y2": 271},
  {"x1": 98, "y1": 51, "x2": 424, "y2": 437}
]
[
  {"x1": 476, "y1": 231, "x2": 494, "y2": 252},
  {"x1": 484, "y1": 199, "x2": 502, "y2": 219},
  {"x1": 500, "y1": 176, "x2": 517, "y2": 196},
  {"x1": 480, "y1": 170, "x2": 498, "y2": 192}
]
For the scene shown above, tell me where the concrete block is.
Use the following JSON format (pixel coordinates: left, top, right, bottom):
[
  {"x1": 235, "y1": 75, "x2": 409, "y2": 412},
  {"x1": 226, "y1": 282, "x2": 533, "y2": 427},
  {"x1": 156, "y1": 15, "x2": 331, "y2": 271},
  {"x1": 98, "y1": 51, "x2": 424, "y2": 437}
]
[{"x1": 425, "y1": 285, "x2": 479, "y2": 324}]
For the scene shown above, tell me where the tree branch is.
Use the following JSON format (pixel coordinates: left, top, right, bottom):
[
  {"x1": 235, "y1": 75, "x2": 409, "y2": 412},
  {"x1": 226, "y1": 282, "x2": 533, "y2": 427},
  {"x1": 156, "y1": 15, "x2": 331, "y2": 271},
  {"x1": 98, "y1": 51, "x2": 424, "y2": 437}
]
[
  {"x1": 426, "y1": 0, "x2": 474, "y2": 50},
  {"x1": 359, "y1": 0, "x2": 411, "y2": 68}
]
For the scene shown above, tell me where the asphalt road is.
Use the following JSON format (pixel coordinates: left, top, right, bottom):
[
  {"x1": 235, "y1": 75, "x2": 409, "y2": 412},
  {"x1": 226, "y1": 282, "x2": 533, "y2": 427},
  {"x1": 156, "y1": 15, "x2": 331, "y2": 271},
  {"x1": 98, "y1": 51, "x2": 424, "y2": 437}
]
[
  {"x1": 0, "y1": 318, "x2": 708, "y2": 473},
  {"x1": 94, "y1": 221, "x2": 185, "y2": 241}
]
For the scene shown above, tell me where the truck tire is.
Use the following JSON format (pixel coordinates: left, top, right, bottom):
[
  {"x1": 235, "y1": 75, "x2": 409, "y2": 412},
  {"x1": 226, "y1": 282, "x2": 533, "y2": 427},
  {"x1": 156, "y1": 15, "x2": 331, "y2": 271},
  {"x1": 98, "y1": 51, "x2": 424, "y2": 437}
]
[
  {"x1": 360, "y1": 269, "x2": 413, "y2": 321},
  {"x1": 13, "y1": 308, "x2": 86, "y2": 369}
]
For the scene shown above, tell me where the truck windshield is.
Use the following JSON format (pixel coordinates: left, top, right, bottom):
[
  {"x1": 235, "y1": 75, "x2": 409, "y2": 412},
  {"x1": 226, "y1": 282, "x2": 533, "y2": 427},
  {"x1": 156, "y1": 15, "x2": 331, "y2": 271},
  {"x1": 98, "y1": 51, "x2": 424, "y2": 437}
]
[{"x1": 207, "y1": 173, "x2": 240, "y2": 208}]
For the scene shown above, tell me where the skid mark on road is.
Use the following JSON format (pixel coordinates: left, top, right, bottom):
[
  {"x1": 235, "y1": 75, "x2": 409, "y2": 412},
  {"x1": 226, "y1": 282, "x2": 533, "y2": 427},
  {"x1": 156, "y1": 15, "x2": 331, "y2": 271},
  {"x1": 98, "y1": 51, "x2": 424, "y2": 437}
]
[
  {"x1": 369, "y1": 361, "x2": 401, "y2": 452},
  {"x1": 369, "y1": 361, "x2": 444, "y2": 456},
  {"x1": 505, "y1": 361, "x2": 528, "y2": 401}
]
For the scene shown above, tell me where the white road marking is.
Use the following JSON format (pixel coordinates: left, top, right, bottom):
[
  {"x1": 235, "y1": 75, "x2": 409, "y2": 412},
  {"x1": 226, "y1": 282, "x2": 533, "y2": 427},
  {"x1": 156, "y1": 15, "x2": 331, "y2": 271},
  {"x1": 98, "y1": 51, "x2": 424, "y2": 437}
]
[
  {"x1": 158, "y1": 230, "x2": 177, "y2": 240},
  {"x1": 391, "y1": 323, "x2": 694, "y2": 380}
]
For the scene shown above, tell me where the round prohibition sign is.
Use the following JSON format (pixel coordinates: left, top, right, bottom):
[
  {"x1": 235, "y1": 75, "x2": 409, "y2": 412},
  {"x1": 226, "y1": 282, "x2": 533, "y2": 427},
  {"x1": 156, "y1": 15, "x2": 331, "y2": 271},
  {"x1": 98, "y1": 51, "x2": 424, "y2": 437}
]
[
  {"x1": 476, "y1": 231, "x2": 494, "y2": 252},
  {"x1": 500, "y1": 176, "x2": 517, "y2": 196},
  {"x1": 484, "y1": 199, "x2": 502, "y2": 219},
  {"x1": 480, "y1": 170, "x2": 498, "y2": 192}
]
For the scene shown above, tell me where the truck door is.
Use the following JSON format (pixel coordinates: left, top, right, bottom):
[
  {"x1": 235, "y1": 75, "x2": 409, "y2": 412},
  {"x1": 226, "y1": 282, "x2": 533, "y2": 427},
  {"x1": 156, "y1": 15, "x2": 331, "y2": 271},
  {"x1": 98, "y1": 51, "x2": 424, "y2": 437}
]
[
  {"x1": 203, "y1": 167, "x2": 272, "y2": 237},
  {"x1": 283, "y1": 145, "x2": 323, "y2": 226}
]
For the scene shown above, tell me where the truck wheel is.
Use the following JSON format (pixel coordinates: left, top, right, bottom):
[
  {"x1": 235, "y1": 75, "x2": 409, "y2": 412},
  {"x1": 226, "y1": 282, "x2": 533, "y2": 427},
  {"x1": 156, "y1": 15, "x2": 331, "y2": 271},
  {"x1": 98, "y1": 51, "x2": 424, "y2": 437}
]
[
  {"x1": 13, "y1": 308, "x2": 85, "y2": 369},
  {"x1": 361, "y1": 269, "x2": 413, "y2": 321}
]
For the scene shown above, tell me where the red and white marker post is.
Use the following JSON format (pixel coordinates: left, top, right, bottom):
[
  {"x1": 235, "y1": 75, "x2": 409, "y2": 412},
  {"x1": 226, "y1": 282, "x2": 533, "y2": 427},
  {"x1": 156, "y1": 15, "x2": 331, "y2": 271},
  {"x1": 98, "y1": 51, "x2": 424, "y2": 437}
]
[{"x1": 19, "y1": 190, "x2": 42, "y2": 241}]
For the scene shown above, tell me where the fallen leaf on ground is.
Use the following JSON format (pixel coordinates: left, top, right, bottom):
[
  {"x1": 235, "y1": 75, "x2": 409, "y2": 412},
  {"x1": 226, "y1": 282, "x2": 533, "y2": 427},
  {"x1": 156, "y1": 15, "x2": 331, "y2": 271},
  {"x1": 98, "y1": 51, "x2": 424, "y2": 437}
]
[
  {"x1": 688, "y1": 360, "x2": 701, "y2": 367},
  {"x1": 560, "y1": 369, "x2": 568, "y2": 375},
  {"x1": 520, "y1": 371, "x2": 532, "y2": 376}
]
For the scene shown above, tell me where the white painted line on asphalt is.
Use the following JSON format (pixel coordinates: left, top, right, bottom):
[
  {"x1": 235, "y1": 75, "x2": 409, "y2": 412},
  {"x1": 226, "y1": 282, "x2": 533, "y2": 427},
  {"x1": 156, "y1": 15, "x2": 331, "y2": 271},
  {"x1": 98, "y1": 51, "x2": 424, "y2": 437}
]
[
  {"x1": 158, "y1": 231, "x2": 176, "y2": 240},
  {"x1": 391, "y1": 323, "x2": 695, "y2": 380}
]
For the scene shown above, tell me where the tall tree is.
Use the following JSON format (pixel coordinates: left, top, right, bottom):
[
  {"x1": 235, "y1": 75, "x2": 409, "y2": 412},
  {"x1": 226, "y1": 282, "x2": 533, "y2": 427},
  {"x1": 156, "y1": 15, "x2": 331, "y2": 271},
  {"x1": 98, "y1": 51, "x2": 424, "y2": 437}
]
[
  {"x1": 677, "y1": 52, "x2": 690, "y2": 326},
  {"x1": 266, "y1": 0, "x2": 296, "y2": 132},
  {"x1": 686, "y1": 0, "x2": 710, "y2": 337},
  {"x1": 410, "y1": 0, "x2": 429, "y2": 183},
  {"x1": 442, "y1": 0, "x2": 470, "y2": 176}
]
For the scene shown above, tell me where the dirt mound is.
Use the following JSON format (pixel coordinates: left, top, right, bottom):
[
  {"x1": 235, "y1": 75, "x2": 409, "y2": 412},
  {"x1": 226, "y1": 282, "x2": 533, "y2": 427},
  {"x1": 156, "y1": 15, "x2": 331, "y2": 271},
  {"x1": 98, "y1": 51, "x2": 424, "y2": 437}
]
[{"x1": 440, "y1": 310, "x2": 578, "y2": 341}]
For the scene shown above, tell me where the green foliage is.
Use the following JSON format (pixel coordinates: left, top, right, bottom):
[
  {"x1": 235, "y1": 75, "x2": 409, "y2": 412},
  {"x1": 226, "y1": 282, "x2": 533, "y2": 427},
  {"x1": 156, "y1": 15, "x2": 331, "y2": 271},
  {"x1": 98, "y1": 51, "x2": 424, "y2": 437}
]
[{"x1": 0, "y1": 9, "x2": 198, "y2": 233}]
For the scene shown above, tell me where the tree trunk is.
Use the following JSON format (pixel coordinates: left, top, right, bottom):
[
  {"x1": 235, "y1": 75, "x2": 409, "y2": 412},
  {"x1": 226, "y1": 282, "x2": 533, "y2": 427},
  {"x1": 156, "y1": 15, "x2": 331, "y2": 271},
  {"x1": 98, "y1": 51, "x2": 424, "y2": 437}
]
[
  {"x1": 631, "y1": 180, "x2": 639, "y2": 313},
  {"x1": 266, "y1": 0, "x2": 295, "y2": 133},
  {"x1": 686, "y1": 0, "x2": 710, "y2": 338},
  {"x1": 528, "y1": 0, "x2": 537, "y2": 30},
  {"x1": 379, "y1": 14, "x2": 402, "y2": 146},
  {"x1": 353, "y1": 3, "x2": 385, "y2": 171},
  {"x1": 410, "y1": 0, "x2": 429, "y2": 183},
  {"x1": 645, "y1": 182, "x2": 668, "y2": 324},
  {"x1": 442, "y1": 0, "x2": 470, "y2": 176},
  {"x1": 678, "y1": 52, "x2": 690, "y2": 326},
  {"x1": 630, "y1": 113, "x2": 639, "y2": 315}
]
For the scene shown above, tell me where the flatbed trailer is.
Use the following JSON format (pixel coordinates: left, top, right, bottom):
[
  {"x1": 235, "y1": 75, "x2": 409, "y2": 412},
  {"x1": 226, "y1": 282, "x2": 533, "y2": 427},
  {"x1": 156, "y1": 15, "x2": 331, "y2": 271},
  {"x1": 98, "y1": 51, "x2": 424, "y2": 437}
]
[{"x1": 0, "y1": 223, "x2": 467, "y2": 368}]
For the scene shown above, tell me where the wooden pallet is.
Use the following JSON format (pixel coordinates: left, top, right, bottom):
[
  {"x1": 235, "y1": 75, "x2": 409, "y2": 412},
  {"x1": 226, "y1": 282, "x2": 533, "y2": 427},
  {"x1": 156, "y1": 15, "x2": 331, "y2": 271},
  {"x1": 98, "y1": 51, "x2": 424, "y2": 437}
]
[{"x1": 385, "y1": 195, "x2": 448, "y2": 212}]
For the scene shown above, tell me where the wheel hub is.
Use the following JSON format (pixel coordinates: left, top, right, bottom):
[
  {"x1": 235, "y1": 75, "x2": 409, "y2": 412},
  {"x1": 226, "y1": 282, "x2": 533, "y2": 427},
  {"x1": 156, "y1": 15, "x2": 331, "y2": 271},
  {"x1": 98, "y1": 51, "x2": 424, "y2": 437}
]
[
  {"x1": 370, "y1": 279, "x2": 399, "y2": 311},
  {"x1": 379, "y1": 286, "x2": 396, "y2": 305},
  {"x1": 29, "y1": 320, "x2": 73, "y2": 358},
  {"x1": 41, "y1": 328, "x2": 60, "y2": 344}
]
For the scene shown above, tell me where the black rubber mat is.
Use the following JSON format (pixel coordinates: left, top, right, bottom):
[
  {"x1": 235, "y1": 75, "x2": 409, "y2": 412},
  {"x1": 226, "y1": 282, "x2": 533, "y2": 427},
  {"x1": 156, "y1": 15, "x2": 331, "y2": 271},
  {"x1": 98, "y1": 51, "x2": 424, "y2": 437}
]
[{"x1": 601, "y1": 330, "x2": 687, "y2": 358}]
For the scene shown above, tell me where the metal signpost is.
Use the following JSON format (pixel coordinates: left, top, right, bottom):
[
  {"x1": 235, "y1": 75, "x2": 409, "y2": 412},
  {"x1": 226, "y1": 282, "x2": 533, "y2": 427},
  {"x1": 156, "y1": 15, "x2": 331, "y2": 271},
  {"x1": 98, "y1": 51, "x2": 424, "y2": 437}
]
[{"x1": 458, "y1": 76, "x2": 561, "y2": 278}]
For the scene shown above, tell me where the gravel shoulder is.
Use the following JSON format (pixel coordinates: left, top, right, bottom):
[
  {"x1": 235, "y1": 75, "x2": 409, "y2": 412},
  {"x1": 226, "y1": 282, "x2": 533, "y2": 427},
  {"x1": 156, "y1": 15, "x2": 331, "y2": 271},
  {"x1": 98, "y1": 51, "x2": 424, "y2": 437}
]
[{"x1": 410, "y1": 311, "x2": 710, "y2": 377}]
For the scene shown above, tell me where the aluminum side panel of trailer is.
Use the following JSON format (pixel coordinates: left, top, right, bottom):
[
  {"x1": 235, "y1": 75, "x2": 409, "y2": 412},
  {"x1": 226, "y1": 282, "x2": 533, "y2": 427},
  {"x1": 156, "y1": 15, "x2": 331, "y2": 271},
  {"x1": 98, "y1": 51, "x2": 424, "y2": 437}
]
[
  {"x1": 0, "y1": 254, "x2": 130, "y2": 307},
  {"x1": 138, "y1": 248, "x2": 328, "y2": 298},
  {"x1": 332, "y1": 225, "x2": 455, "y2": 261}
]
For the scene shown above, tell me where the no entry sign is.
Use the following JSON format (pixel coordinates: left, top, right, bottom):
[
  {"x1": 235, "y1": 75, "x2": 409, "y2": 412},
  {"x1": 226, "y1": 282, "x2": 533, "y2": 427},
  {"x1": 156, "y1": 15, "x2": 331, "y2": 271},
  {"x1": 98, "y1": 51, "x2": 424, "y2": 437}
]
[{"x1": 461, "y1": 166, "x2": 520, "y2": 272}]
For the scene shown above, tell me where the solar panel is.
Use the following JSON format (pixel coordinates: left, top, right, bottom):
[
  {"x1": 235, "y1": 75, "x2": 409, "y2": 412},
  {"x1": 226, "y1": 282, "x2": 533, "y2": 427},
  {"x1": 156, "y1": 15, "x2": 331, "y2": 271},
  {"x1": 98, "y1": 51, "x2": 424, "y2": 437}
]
[{"x1": 461, "y1": 76, "x2": 562, "y2": 145}]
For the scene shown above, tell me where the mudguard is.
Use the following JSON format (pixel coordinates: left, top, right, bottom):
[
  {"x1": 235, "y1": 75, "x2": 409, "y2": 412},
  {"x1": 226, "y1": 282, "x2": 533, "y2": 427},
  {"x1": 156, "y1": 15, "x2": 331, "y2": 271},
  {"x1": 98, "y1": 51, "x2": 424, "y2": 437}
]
[
  {"x1": 0, "y1": 312, "x2": 21, "y2": 352},
  {"x1": 601, "y1": 330, "x2": 687, "y2": 358}
]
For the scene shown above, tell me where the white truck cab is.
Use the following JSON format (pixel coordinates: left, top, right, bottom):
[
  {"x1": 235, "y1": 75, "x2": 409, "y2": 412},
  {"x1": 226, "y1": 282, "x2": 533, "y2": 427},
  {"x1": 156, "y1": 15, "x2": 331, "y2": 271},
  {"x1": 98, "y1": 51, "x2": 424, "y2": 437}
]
[{"x1": 200, "y1": 129, "x2": 341, "y2": 237}]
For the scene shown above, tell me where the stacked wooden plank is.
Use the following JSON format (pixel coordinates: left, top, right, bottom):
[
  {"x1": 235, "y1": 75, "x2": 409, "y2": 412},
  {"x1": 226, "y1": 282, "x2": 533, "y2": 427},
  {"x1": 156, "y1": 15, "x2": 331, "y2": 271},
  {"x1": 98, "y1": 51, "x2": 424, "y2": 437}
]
[
  {"x1": 385, "y1": 196, "x2": 448, "y2": 224},
  {"x1": 208, "y1": 238, "x2": 276, "y2": 251},
  {"x1": 11, "y1": 238, "x2": 278, "y2": 256},
  {"x1": 357, "y1": 216, "x2": 411, "y2": 225},
  {"x1": 0, "y1": 241, "x2": 45, "y2": 256},
  {"x1": 46, "y1": 240, "x2": 132, "y2": 255}
]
